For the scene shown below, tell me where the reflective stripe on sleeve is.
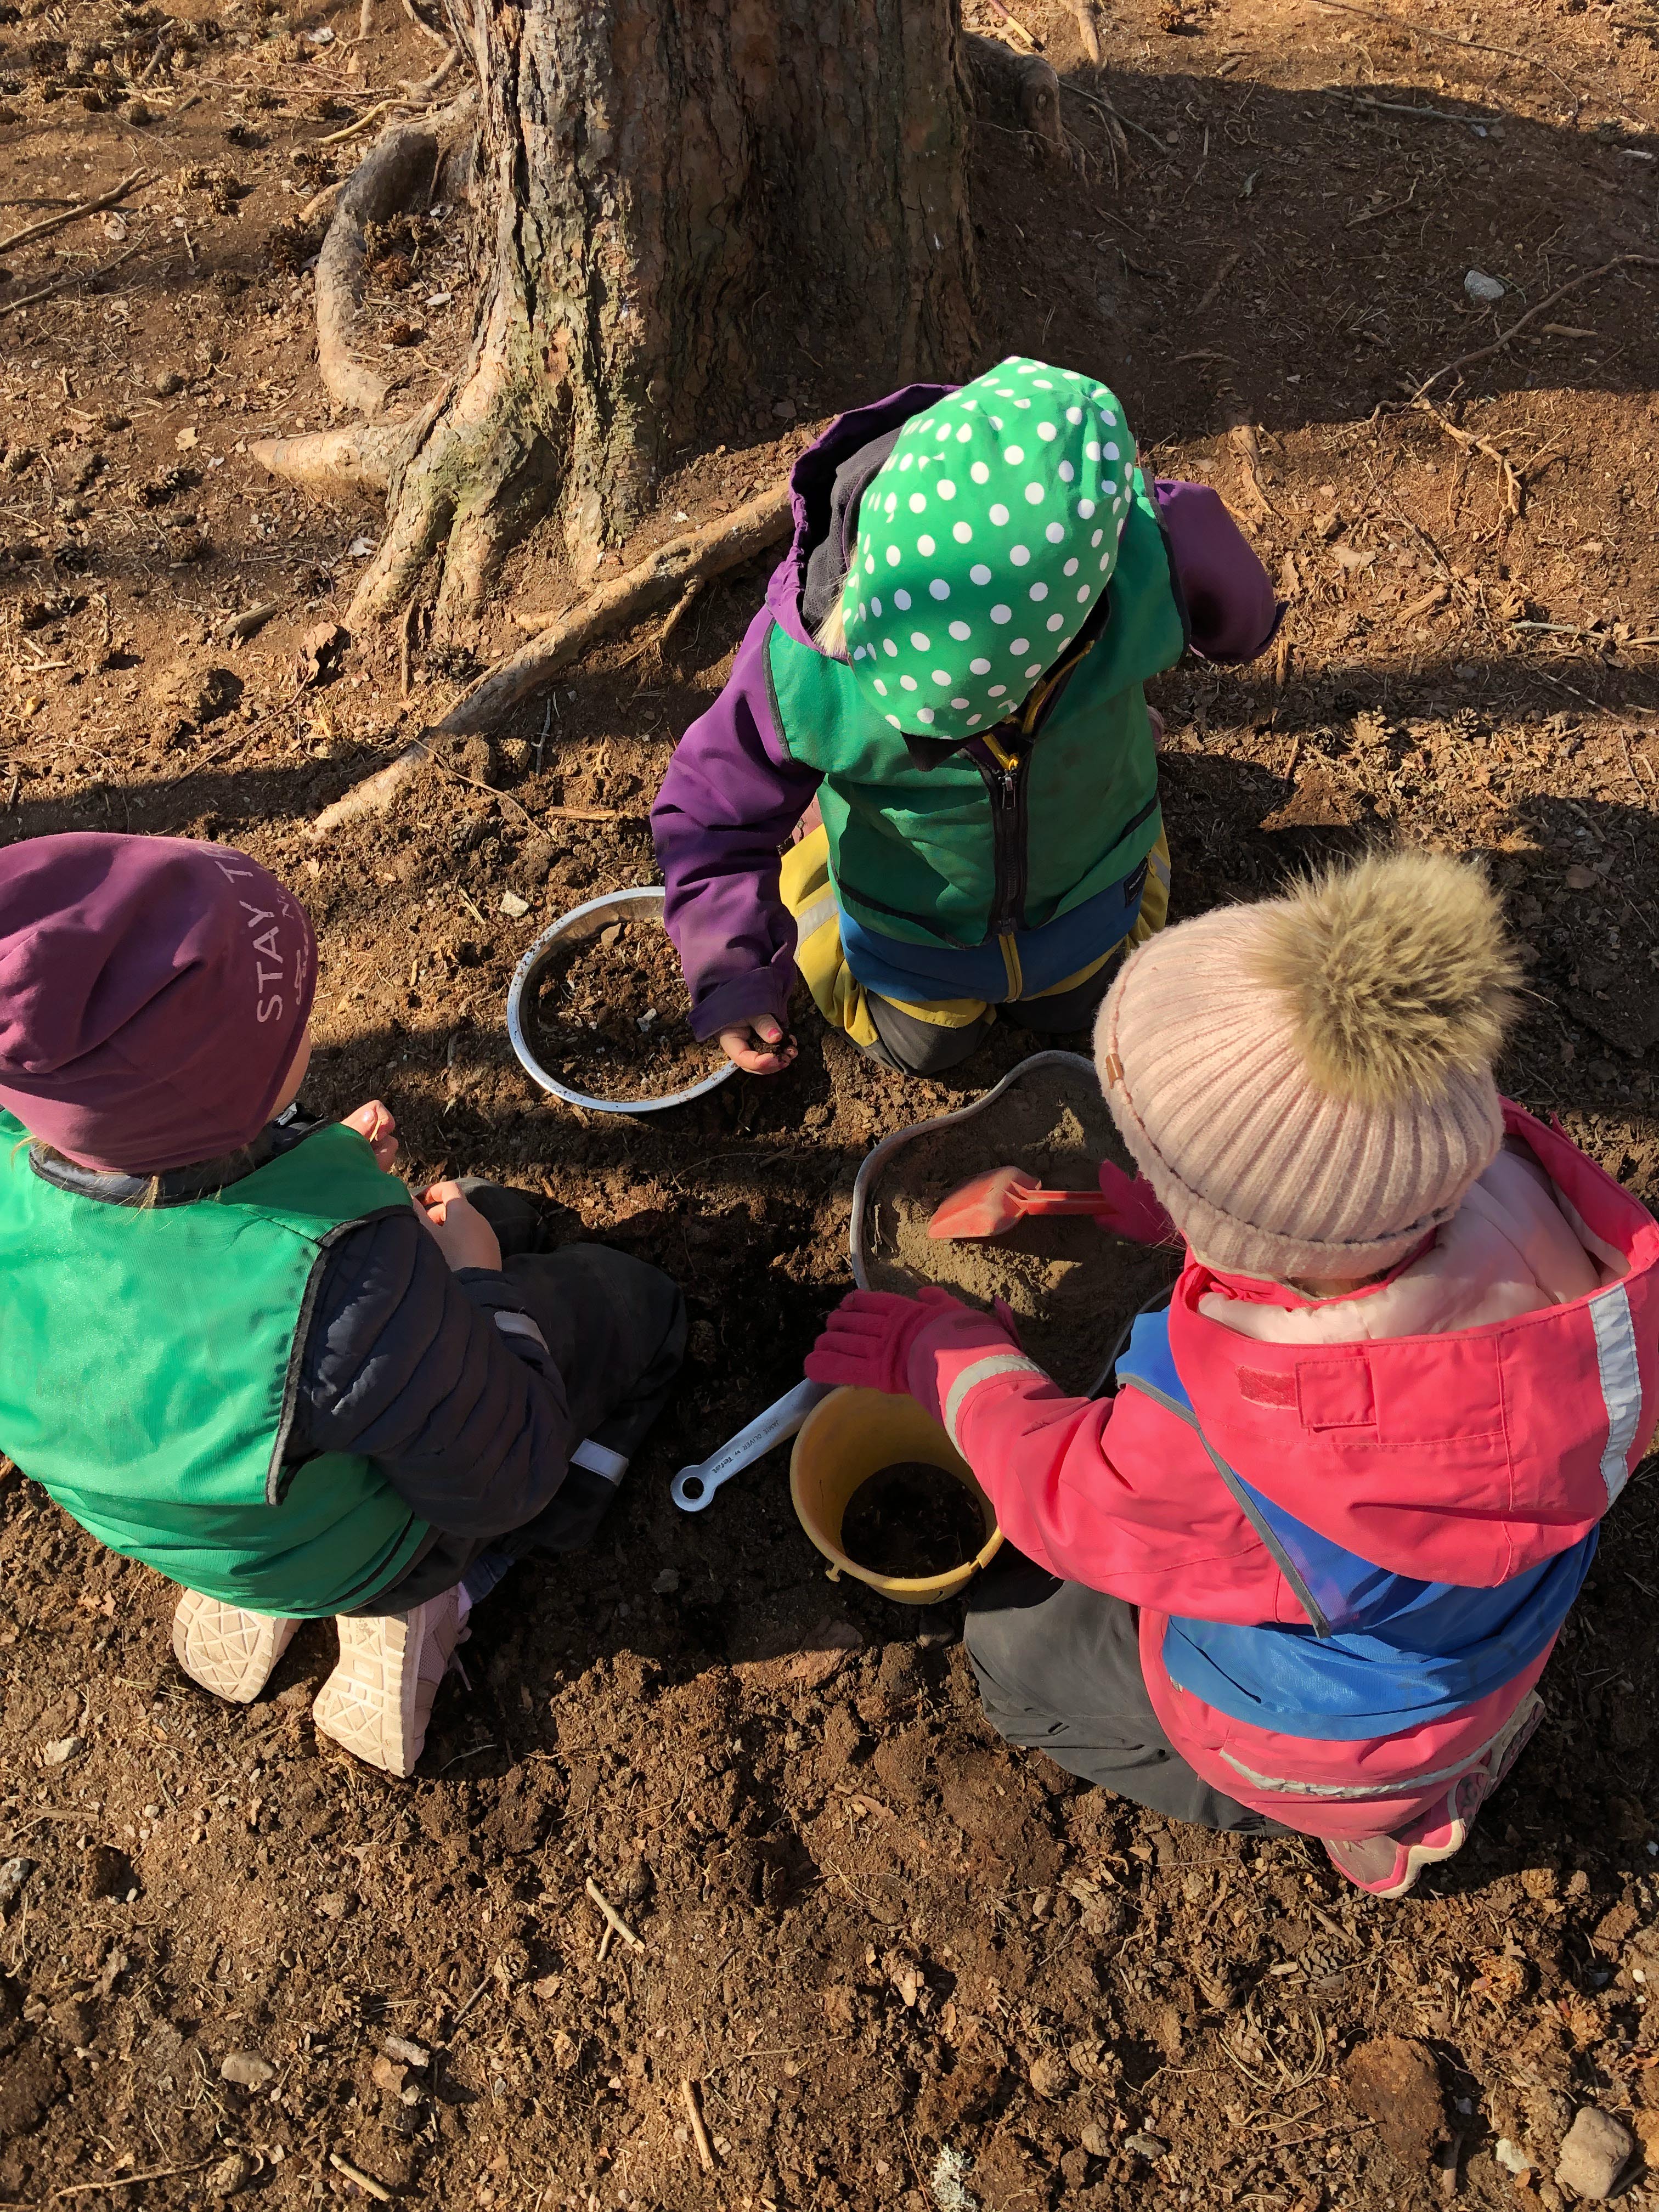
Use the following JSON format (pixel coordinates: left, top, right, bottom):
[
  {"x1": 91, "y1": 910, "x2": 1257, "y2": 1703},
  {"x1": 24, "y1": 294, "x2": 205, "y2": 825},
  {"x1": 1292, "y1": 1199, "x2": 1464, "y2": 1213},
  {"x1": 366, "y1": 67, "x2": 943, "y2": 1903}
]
[
  {"x1": 791, "y1": 891, "x2": 840, "y2": 943},
  {"x1": 1220, "y1": 1722, "x2": 1511, "y2": 1801},
  {"x1": 571, "y1": 1437, "x2": 629, "y2": 1486},
  {"x1": 1589, "y1": 1282, "x2": 1643, "y2": 1505},
  {"x1": 493, "y1": 1310, "x2": 550, "y2": 1356},
  {"x1": 941, "y1": 1352, "x2": 1047, "y2": 1452}
]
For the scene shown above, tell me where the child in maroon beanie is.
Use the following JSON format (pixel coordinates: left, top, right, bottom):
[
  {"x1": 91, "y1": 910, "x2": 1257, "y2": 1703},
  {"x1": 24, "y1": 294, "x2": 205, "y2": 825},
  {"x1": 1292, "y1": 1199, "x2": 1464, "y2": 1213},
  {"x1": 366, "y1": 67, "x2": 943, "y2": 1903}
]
[{"x1": 0, "y1": 833, "x2": 685, "y2": 1775}]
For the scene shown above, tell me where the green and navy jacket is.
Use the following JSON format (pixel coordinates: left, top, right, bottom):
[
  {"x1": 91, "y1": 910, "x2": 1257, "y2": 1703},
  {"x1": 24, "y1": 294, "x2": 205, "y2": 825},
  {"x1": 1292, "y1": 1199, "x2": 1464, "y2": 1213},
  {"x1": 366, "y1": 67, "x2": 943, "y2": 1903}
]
[
  {"x1": 653, "y1": 383, "x2": 1279, "y2": 1037},
  {"x1": 0, "y1": 1115, "x2": 585, "y2": 1617}
]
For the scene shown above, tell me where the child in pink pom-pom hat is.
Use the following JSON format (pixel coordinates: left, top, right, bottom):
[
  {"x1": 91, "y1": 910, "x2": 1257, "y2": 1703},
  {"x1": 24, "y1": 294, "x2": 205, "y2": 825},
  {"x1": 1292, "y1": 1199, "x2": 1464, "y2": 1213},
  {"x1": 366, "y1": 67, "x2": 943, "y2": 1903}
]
[{"x1": 810, "y1": 849, "x2": 1659, "y2": 1895}]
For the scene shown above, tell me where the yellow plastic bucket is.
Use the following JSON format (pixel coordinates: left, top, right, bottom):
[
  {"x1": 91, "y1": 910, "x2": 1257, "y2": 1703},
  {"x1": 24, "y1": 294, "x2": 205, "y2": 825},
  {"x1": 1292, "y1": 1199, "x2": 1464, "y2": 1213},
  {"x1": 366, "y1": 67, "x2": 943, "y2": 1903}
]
[{"x1": 788, "y1": 1386, "x2": 1003, "y2": 1606}]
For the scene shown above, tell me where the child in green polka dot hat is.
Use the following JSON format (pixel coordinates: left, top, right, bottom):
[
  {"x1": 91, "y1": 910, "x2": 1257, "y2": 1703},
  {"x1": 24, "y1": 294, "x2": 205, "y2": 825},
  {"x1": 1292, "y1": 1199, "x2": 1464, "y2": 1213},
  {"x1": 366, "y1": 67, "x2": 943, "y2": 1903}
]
[
  {"x1": 839, "y1": 362, "x2": 1138, "y2": 740},
  {"x1": 653, "y1": 357, "x2": 1280, "y2": 1080}
]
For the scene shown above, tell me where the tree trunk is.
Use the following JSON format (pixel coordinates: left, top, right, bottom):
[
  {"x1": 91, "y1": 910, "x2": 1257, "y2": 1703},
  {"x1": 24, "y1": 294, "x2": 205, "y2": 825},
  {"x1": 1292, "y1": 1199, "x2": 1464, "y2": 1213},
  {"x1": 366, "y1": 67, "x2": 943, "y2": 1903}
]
[{"x1": 345, "y1": 0, "x2": 975, "y2": 627}]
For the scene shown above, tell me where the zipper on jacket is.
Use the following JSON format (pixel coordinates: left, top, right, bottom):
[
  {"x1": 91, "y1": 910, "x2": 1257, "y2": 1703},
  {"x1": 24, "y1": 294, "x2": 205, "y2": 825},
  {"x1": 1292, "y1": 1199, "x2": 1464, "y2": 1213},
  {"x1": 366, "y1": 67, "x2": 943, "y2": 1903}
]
[
  {"x1": 963, "y1": 590, "x2": 1118, "y2": 987},
  {"x1": 975, "y1": 730, "x2": 1031, "y2": 995}
]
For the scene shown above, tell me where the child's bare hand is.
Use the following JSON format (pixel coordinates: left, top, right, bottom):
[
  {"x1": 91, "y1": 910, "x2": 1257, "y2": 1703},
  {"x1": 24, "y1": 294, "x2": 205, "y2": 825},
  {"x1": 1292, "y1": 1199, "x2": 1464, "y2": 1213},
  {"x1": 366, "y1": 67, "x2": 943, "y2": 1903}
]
[
  {"x1": 417, "y1": 1181, "x2": 503, "y2": 1272},
  {"x1": 718, "y1": 1018, "x2": 798, "y2": 1076},
  {"x1": 342, "y1": 1098, "x2": 398, "y2": 1171}
]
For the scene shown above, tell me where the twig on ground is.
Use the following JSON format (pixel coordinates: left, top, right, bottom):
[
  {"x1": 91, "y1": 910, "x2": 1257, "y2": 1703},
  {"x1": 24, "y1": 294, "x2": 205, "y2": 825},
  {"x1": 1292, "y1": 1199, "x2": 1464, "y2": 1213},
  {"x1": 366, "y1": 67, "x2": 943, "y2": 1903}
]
[
  {"x1": 1306, "y1": 0, "x2": 1585, "y2": 116},
  {"x1": 1061, "y1": 76, "x2": 1167, "y2": 153},
  {"x1": 448, "y1": 1976, "x2": 491, "y2": 2032},
  {"x1": 654, "y1": 578, "x2": 704, "y2": 656},
  {"x1": 303, "y1": 98, "x2": 409, "y2": 150},
  {"x1": 0, "y1": 170, "x2": 150, "y2": 256},
  {"x1": 52, "y1": 2161, "x2": 213, "y2": 2200},
  {"x1": 981, "y1": 0, "x2": 1041, "y2": 50},
  {"x1": 681, "y1": 2076, "x2": 716, "y2": 2171},
  {"x1": 0, "y1": 239, "x2": 143, "y2": 320},
  {"x1": 1412, "y1": 394, "x2": 1526, "y2": 517},
  {"x1": 1412, "y1": 253, "x2": 1659, "y2": 399},
  {"x1": 1190, "y1": 250, "x2": 1243, "y2": 320},
  {"x1": 585, "y1": 1875, "x2": 645, "y2": 1951},
  {"x1": 1342, "y1": 94, "x2": 1498, "y2": 125},
  {"x1": 226, "y1": 600, "x2": 280, "y2": 641},
  {"x1": 427, "y1": 752, "x2": 620, "y2": 828},
  {"x1": 328, "y1": 2154, "x2": 393, "y2": 2204}
]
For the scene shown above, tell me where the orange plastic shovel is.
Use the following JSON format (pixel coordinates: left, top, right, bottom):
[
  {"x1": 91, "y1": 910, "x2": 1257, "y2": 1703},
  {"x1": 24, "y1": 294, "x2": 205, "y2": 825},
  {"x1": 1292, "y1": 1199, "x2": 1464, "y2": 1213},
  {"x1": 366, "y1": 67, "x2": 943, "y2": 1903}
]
[{"x1": 927, "y1": 1164, "x2": 1111, "y2": 1241}]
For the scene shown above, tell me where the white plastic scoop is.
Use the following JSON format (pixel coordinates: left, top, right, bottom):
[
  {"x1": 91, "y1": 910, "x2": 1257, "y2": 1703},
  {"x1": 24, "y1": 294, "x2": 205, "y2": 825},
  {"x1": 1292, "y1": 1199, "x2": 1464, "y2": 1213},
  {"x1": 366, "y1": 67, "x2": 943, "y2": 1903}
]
[{"x1": 670, "y1": 1378, "x2": 831, "y2": 1513}]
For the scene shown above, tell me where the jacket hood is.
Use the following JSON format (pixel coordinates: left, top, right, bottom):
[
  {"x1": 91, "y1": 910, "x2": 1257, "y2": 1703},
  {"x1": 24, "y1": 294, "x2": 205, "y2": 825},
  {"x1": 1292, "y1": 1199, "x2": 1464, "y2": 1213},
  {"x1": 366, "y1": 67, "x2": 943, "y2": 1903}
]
[
  {"x1": 766, "y1": 385, "x2": 955, "y2": 647},
  {"x1": 1169, "y1": 1104, "x2": 1659, "y2": 1588}
]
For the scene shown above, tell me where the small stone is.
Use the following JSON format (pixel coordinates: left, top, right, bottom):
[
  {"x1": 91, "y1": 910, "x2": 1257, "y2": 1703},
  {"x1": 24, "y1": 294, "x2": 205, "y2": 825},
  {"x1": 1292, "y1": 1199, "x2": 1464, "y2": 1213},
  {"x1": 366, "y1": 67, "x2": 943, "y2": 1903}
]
[
  {"x1": 41, "y1": 1734, "x2": 82, "y2": 1768},
  {"x1": 205, "y1": 2151, "x2": 250, "y2": 2198},
  {"x1": 382, "y1": 2034, "x2": 429, "y2": 2068},
  {"x1": 771, "y1": 397, "x2": 797, "y2": 420},
  {"x1": 315, "y1": 1891, "x2": 350, "y2": 1920},
  {"x1": 371, "y1": 2055, "x2": 407, "y2": 2094},
  {"x1": 219, "y1": 2049, "x2": 275, "y2": 2088},
  {"x1": 82, "y1": 1844, "x2": 134, "y2": 1900},
  {"x1": 499, "y1": 889, "x2": 531, "y2": 918},
  {"x1": 1495, "y1": 2138, "x2": 1530, "y2": 2176},
  {"x1": 651, "y1": 1568, "x2": 680, "y2": 1595},
  {"x1": 0, "y1": 1858, "x2": 35, "y2": 1915},
  {"x1": 1464, "y1": 269, "x2": 1506, "y2": 304},
  {"x1": 153, "y1": 368, "x2": 184, "y2": 396},
  {"x1": 1554, "y1": 2107, "x2": 1633, "y2": 2200},
  {"x1": 1124, "y1": 2131, "x2": 1170, "y2": 2159},
  {"x1": 1080, "y1": 2121, "x2": 1113, "y2": 2158}
]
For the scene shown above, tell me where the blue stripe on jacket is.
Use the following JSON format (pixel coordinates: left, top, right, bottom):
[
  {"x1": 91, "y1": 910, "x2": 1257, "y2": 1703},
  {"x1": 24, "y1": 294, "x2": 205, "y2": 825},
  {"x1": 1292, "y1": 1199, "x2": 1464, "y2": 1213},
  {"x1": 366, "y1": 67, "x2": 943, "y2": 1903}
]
[
  {"x1": 1114, "y1": 1310, "x2": 1594, "y2": 1742},
  {"x1": 839, "y1": 856, "x2": 1149, "y2": 1005}
]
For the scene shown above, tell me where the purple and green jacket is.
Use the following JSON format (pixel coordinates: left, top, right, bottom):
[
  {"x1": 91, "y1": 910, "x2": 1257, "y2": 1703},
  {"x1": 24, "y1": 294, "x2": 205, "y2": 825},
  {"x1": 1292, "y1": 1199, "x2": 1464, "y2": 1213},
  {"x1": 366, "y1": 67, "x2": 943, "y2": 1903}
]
[{"x1": 652, "y1": 386, "x2": 1279, "y2": 1042}]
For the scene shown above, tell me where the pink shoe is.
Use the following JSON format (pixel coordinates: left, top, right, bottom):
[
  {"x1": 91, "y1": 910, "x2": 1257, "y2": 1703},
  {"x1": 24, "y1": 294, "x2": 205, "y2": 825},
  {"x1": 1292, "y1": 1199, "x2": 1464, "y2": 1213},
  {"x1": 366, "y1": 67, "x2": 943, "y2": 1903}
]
[{"x1": 1325, "y1": 1691, "x2": 1544, "y2": 1900}]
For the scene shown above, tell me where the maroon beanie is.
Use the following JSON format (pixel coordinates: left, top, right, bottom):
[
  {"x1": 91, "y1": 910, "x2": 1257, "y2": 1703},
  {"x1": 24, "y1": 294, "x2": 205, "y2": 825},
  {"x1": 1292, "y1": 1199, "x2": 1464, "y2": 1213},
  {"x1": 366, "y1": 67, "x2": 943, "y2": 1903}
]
[{"x1": 0, "y1": 833, "x2": 317, "y2": 1174}]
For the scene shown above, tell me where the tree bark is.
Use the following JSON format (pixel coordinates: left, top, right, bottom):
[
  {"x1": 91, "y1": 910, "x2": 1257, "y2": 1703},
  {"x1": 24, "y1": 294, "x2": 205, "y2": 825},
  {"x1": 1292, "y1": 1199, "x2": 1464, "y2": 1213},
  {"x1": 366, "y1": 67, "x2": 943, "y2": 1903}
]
[{"x1": 337, "y1": 0, "x2": 975, "y2": 627}]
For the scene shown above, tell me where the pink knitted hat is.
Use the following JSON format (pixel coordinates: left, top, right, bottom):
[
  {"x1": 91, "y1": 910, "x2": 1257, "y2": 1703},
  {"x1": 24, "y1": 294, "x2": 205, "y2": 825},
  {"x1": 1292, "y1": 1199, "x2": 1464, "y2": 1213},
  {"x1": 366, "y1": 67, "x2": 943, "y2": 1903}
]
[{"x1": 1095, "y1": 850, "x2": 1521, "y2": 1282}]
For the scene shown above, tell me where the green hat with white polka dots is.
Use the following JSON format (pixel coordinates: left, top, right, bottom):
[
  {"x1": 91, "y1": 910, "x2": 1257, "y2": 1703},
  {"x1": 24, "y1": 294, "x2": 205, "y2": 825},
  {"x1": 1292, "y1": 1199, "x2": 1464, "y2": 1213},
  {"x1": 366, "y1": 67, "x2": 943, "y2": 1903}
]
[{"x1": 841, "y1": 357, "x2": 1136, "y2": 740}]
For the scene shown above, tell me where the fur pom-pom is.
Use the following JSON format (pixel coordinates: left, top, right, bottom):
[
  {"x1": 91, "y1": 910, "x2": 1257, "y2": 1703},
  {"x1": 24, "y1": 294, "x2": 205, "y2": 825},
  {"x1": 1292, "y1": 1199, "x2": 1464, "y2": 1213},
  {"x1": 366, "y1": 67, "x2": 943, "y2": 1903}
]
[{"x1": 1252, "y1": 849, "x2": 1520, "y2": 1106}]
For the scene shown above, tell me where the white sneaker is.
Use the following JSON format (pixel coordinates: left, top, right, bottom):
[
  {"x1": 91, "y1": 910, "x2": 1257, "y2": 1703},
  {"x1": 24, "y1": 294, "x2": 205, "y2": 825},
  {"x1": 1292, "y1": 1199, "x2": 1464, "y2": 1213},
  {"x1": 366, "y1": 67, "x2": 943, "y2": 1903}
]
[
  {"x1": 172, "y1": 1590, "x2": 301, "y2": 1704},
  {"x1": 311, "y1": 1589, "x2": 463, "y2": 1778}
]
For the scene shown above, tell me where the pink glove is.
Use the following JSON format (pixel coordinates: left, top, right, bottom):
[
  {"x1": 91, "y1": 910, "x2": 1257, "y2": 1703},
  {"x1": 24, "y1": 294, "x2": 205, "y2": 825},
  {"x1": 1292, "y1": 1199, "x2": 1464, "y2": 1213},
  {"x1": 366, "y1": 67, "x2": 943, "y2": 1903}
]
[
  {"x1": 1095, "y1": 1160, "x2": 1180, "y2": 1246},
  {"x1": 805, "y1": 1286, "x2": 968, "y2": 1395}
]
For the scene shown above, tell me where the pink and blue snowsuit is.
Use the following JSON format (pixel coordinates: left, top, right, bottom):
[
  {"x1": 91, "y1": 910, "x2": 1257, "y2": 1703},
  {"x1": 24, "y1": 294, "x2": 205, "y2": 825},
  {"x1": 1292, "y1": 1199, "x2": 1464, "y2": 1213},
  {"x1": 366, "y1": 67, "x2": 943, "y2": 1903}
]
[{"x1": 911, "y1": 1106, "x2": 1659, "y2": 1837}]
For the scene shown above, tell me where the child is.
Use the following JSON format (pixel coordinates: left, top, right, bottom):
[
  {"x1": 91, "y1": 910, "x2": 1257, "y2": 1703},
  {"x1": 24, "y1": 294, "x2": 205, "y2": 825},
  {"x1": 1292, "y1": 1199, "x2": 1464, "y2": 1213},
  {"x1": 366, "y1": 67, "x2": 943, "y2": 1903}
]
[
  {"x1": 808, "y1": 851, "x2": 1659, "y2": 1895},
  {"x1": 652, "y1": 356, "x2": 1279, "y2": 1079},
  {"x1": 0, "y1": 833, "x2": 685, "y2": 1776}
]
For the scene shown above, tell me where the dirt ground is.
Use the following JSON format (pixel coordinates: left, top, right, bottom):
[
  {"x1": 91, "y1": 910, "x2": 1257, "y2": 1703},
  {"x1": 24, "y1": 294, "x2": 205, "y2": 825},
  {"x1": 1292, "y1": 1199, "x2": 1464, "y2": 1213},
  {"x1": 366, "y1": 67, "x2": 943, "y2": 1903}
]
[{"x1": 4, "y1": 0, "x2": 1659, "y2": 2204}]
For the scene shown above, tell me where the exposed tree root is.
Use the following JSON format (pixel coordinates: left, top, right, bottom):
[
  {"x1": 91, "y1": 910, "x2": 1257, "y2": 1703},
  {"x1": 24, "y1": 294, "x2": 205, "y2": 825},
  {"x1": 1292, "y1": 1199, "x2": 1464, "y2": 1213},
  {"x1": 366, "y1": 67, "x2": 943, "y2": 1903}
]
[
  {"x1": 248, "y1": 421, "x2": 408, "y2": 494},
  {"x1": 964, "y1": 33, "x2": 1064, "y2": 157},
  {"x1": 315, "y1": 112, "x2": 451, "y2": 418},
  {"x1": 400, "y1": 47, "x2": 457, "y2": 99},
  {"x1": 342, "y1": 284, "x2": 552, "y2": 628},
  {"x1": 309, "y1": 485, "x2": 793, "y2": 836},
  {"x1": 1412, "y1": 251, "x2": 1659, "y2": 402}
]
